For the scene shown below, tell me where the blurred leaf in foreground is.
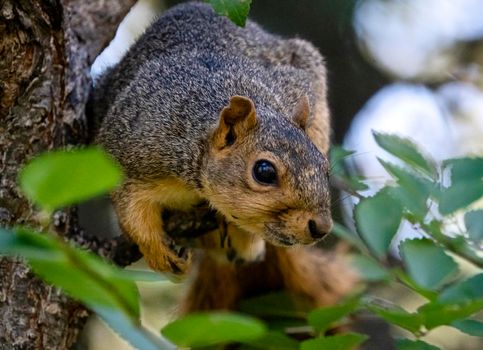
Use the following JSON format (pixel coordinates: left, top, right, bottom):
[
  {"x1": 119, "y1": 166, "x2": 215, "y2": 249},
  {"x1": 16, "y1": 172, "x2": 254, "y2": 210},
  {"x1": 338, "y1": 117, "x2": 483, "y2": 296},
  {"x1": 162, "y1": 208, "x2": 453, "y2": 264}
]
[
  {"x1": 300, "y1": 333, "x2": 368, "y2": 350},
  {"x1": 0, "y1": 228, "x2": 172, "y2": 350},
  {"x1": 18, "y1": 147, "x2": 122, "y2": 212},
  {"x1": 308, "y1": 299, "x2": 359, "y2": 333},
  {"x1": 242, "y1": 331, "x2": 299, "y2": 350},
  {"x1": 161, "y1": 312, "x2": 266, "y2": 347},
  {"x1": 368, "y1": 304, "x2": 422, "y2": 334},
  {"x1": 350, "y1": 254, "x2": 391, "y2": 282}
]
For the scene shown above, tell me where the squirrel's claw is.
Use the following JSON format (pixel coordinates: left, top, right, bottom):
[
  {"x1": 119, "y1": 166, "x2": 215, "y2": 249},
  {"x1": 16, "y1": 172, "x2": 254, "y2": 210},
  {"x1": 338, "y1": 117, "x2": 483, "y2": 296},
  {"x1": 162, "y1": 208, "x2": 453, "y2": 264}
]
[{"x1": 142, "y1": 238, "x2": 192, "y2": 277}]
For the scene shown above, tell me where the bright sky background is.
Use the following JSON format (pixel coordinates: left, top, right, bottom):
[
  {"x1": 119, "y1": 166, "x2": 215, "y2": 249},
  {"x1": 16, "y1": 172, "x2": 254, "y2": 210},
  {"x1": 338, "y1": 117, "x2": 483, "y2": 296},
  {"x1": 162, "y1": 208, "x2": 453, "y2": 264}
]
[{"x1": 354, "y1": 0, "x2": 483, "y2": 79}]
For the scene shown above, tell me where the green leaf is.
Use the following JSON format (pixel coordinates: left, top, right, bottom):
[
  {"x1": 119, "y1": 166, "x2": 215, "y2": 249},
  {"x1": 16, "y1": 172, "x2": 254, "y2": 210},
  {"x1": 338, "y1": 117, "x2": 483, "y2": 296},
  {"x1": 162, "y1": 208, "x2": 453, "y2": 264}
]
[
  {"x1": 332, "y1": 174, "x2": 369, "y2": 192},
  {"x1": 329, "y1": 146, "x2": 369, "y2": 192},
  {"x1": 0, "y1": 228, "x2": 170, "y2": 350},
  {"x1": 395, "y1": 339, "x2": 441, "y2": 350},
  {"x1": 239, "y1": 292, "x2": 311, "y2": 319},
  {"x1": 439, "y1": 179, "x2": 483, "y2": 215},
  {"x1": 464, "y1": 210, "x2": 483, "y2": 242},
  {"x1": 373, "y1": 132, "x2": 437, "y2": 179},
  {"x1": 0, "y1": 228, "x2": 139, "y2": 319},
  {"x1": 367, "y1": 304, "x2": 422, "y2": 334},
  {"x1": 438, "y1": 274, "x2": 483, "y2": 304},
  {"x1": 354, "y1": 187, "x2": 403, "y2": 257},
  {"x1": 329, "y1": 146, "x2": 355, "y2": 173},
  {"x1": 300, "y1": 333, "x2": 368, "y2": 350},
  {"x1": 379, "y1": 160, "x2": 433, "y2": 218},
  {"x1": 399, "y1": 238, "x2": 458, "y2": 290},
  {"x1": 308, "y1": 300, "x2": 359, "y2": 333},
  {"x1": 262, "y1": 317, "x2": 307, "y2": 333},
  {"x1": 332, "y1": 179, "x2": 368, "y2": 194},
  {"x1": 18, "y1": 147, "x2": 122, "y2": 212},
  {"x1": 416, "y1": 275, "x2": 483, "y2": 329},
  {"x1": 350, "y1": 254, "x2": 391, "y2": 282},
  {"x1": 439, "y1": 157, "x2": 483, "y2": 215},
  {"x1": 120, "y1": 269, "x2": 168, "y2": 283},
  {"x1": 242, "y1": 331, "x2": 299, "y2": 350},
  {"x1": 98, "y1": 307, "x2": 175, "y2": 350},
  {"x1": 452, "y1": 319, "x2": 483, "y2": 337},
  {"x1": 331, "y1": 223, "x2": 368, "y2": 253},
  {"x1": 393, "y1": 269, "x2": 438, "y2": 301},
  {"x1": 418, "y1": 301, "x2": 483, "y2": 330},
  {"x1": 444, "y1": 157, "x2": 483, "y2": 182},
  {"x1": 208, "y1": 0, "x2": 252, "y2": 26},
  {"x1": 161, "y1": 312, "x2": 266, "y2": 347}
]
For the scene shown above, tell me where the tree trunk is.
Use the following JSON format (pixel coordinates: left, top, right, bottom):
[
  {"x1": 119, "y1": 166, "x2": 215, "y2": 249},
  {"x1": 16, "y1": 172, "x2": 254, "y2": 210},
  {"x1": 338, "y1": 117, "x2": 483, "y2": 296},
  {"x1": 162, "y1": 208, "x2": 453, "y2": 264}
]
[{"x1": 0, "y1": 1, "x2": 135, "y2": 348}]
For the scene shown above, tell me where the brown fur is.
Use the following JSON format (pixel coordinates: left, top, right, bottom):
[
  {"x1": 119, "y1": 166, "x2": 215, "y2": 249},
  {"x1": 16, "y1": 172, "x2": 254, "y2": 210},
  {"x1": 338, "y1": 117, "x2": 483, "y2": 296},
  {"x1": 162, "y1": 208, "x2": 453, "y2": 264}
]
[
  {"x1": 113, "y1": 178, "x2": 202, "y2": 274},
  {"x1": 201, "y1": 96, "x2": 332, "y2": 249},
  {"x1": 182, "y1": 245, "x2": 358, "y2": 312}
]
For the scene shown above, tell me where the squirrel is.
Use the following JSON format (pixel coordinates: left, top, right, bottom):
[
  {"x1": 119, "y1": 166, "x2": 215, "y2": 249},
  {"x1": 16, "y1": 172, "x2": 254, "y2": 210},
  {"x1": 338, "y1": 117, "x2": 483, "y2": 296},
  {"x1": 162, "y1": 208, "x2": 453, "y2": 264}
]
[{"x1": 90, "y1": 1, "x2": 334, "y2": 276}]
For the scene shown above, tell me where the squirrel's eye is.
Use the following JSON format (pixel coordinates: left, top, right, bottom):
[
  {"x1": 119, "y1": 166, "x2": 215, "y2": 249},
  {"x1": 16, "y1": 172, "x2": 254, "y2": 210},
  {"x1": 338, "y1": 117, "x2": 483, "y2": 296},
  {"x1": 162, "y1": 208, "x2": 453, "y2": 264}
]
[{"x1": 253, "y1": 160, "x2": 277, "y2": 185}]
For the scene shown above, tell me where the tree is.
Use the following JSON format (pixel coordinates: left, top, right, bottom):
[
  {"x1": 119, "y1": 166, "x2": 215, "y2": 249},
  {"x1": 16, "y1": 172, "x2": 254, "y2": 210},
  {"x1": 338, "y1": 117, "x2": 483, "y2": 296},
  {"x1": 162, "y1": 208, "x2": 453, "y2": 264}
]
[{"x1": 0, "y1": 1, "x2": 136, "y2": 348}]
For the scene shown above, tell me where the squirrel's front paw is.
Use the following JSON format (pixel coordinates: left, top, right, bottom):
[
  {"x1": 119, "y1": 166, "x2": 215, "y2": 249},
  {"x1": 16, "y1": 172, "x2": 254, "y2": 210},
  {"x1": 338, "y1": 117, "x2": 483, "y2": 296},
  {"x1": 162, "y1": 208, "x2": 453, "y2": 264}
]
[{"x1": 143, "y1": 240, "x2": 192, "y2": 276}]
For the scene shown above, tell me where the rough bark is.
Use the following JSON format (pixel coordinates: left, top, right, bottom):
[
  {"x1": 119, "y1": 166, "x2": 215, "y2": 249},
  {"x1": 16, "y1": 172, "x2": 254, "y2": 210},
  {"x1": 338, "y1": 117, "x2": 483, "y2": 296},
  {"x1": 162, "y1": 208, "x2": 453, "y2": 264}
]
[{"x1": 0, "y1": 1, "x2": 135, "y2": 348}]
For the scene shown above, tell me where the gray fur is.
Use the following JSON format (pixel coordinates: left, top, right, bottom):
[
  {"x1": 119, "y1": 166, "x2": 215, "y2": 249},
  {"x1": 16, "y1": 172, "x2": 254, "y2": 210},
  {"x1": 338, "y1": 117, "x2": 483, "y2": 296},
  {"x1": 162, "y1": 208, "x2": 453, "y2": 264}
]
[
  {"x1": 91, "y1": 2, "x2": 331, "y2": 259},
  {"x1": 92, "y1": 2, "x2": 327, "y2": 182}
]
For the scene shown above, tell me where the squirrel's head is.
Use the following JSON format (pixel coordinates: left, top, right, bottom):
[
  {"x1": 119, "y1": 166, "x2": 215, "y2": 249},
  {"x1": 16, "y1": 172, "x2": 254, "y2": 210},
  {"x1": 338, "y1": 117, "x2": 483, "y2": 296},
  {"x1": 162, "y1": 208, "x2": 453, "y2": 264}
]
[{"x1": 201, "y1": 95, "x2": 332, "y2": 247}]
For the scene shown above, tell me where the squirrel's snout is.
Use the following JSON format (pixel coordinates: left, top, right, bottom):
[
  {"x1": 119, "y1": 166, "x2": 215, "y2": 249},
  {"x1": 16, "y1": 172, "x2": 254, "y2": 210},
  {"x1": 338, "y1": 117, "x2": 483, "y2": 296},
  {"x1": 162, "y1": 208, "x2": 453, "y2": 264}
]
[
  {"x1": 277, "y1": 209, "x2": 333, "y2": 245},
  {"x1": 307, "y1": 215, "x2": 332, "y2": 240}
]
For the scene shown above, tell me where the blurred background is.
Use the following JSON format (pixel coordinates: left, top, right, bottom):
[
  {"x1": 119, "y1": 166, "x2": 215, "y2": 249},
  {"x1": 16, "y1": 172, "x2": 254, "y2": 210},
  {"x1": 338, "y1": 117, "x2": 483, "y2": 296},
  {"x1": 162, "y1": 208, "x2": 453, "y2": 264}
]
[{"x1": 84, "y1": 0, "x2": 483, "y2": 349}]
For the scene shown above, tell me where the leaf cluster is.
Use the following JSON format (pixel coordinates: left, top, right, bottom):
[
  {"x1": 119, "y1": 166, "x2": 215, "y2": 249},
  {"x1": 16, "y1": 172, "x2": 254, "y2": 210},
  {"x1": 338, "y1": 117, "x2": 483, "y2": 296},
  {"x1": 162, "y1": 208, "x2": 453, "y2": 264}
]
[{"x1": 330, "y1": 132, "x2": 483, "y2": 348}]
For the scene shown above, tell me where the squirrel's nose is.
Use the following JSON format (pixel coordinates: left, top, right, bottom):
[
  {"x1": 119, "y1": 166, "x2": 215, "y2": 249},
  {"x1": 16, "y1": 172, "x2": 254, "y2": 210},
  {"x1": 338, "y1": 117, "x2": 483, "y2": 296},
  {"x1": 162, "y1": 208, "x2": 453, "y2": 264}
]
[{"x1": 308, "y1": 215, "x2": 332, "y2": 239}]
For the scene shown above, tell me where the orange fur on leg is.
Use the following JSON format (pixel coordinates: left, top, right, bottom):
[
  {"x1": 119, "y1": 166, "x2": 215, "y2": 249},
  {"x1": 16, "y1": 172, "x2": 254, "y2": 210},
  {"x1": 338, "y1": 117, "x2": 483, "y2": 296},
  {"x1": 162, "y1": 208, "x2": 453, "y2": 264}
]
[{"x1": 113, "y1": 178, "x2": 202, "y2": 274}]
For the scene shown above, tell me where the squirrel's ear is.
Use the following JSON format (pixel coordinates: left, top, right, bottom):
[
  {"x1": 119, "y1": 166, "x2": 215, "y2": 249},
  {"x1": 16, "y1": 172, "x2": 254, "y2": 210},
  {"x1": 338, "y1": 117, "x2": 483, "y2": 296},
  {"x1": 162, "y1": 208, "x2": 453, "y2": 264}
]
[
  {"x1": 292, "y1": 95, "x2": 311, "y2": 130},
  {"x1": 213, "y1": 96, "x2": 257, "y2": 149}
]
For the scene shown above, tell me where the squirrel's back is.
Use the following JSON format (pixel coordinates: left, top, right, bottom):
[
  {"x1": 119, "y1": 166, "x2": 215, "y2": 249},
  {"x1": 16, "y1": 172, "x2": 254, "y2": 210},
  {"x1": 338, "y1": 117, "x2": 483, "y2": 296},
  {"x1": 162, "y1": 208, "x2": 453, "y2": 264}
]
[
  {"x1": 93, "y1": 2, "x2": 309, "y2": 104},
  {"x1": 92, "y1": 1, "x2": 327, "y2": 181}
]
